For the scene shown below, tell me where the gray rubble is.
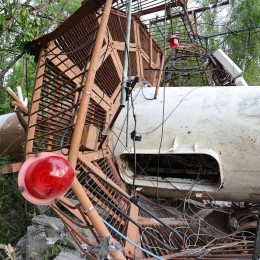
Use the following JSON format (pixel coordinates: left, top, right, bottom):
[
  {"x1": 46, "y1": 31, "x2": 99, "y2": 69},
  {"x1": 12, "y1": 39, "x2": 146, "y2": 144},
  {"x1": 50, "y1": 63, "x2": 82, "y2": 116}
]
[{"x1": 16, "y1": 215, "x2": 95, "y2": 260}]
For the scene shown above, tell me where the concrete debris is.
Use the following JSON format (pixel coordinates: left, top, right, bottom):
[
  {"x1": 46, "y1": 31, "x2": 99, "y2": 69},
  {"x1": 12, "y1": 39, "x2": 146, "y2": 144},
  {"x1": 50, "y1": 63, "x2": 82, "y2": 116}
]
[
  {"x1": 15, "y1": 235, "x2": 26, "y2": 258},
  {"x1": 15, "y1": 215, "x2": 95, "y2": 260},
  {"x1": 26, "y1": 225, "x2": 48, "y2": 260},
  {"x1": 33, "y1": 214, "x2": 97, "y2": 244},
  {"x1": 54, "y1": 251, "x2": 85, "y2": 260}
]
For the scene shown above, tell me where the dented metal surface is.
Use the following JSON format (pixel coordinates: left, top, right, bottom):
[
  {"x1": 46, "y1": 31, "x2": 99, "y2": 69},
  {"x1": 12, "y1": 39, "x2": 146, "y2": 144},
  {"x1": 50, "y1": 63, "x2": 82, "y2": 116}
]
[{"x1": 114, "y1": 87, "x2": 260, "y2": 202}]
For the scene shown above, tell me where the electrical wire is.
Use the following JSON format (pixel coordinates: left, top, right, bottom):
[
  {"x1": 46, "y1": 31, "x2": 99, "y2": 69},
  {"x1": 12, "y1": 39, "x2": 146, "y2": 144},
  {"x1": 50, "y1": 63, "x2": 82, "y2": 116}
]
[
  {"x1": 60, "y1": 123, "x2": 72, "y2": 156},
  {"x1": 110, "y1": 86, "x2": 144, "y2": 159},
  {"x1": 46, "y1": 32, "x2": 97, "y2": 57},
  {"x1": 102, "y1": 218, "x2": 164, "y2": 260},
  {"x1": 171, "y1": 55, "x2": 209, "y2": 71},
  {"x1": 130, "y1": 92, "x2": 137, "y2": 196},
  {"x1": 86, "y1": 180, "x2": 180, "y2": 251},
  {"x1": 139, "y1": 87, "x2": 198, "y2": 135},
  {"x1": 141, "y1": 85, "x2": 155, "y2": 100},
  {"x1": 141, "y1": 227, "x2": 173, "y2": 254},
  {"x1": 201, "y1": 25, "x2": 260, "y2": 40}
]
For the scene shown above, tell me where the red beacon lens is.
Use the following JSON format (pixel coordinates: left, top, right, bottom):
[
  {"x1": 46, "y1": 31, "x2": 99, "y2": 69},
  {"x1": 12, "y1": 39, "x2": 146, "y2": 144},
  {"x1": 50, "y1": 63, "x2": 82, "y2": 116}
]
[
  {"x1": 18, "y1": 153, "x2": 74, "y2": 205},
  {"x1": 168, "y1": 36, "x2": 179, "y2": 49}
]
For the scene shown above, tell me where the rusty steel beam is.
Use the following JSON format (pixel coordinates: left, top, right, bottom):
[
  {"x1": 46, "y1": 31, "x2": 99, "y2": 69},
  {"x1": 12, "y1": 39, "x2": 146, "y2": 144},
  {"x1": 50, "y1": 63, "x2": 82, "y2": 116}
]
[
  {"x1": 0, "y1": 162, "x2": 22, "y2": 174},
  {"x1": 135, "y1": 1, "x2": 180, "y2": 17},
  {"x1": 29, "y1": 0, "x2": 109, "y2": 47},
  {"x1": 66, "y1": 1, "x2": 126, "y2": 259},
  {"x1": 26, "y1": 49, "x2": 45, "y2": 156},
  {"x1": 137, "y1": 216, "x2": 184, "y2": 226},
  {"x1": 5, "y1": 87, "x2": 28, "y2": 115},
  {"x1": 152, "y1": 1, "x2": 230, "y2": 24},
  {"x1": 15, "y1": 110, "x2": 28, "y2": 132},
  {"x1": 154, "y1": 52, "x2": 164, "y2": 98},
  {"x1": 146, "y1": 242, "x2": 253, "y2": 259},
  {"x1": 11, "y1": 101, "x2": 29, "y2": 115}
]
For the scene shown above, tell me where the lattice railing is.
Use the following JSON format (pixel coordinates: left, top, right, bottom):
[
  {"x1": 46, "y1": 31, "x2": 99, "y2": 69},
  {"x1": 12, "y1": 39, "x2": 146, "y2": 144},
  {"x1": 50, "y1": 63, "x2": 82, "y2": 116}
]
[
  {"x1": 26, "y1": 7, "x2": 163, "y2": 156},
  {"x1": 57, "y1": 156, "x2": 184, "y2": 257},
  {"x1": 24, "y1": 1, "x2": 256, "y2": 259},
  {"x1": 24, "y1": 2, "x2": 192, "y2": 259}
]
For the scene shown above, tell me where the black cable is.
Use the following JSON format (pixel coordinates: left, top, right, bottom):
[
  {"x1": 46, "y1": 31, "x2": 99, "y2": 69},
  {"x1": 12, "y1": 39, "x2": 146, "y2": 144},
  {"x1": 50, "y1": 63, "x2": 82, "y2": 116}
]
[
  {"x1": 126, "y1": 92, "x2": 130, "y2": 147},
  {"x1": 85, "y1": 179, "x2": 180, "y2": 252},
  {"x1": 87, "y1": 169, "x2": 183, "y2": 249},
  {"x1": 45, "y1": 33, "x2": 96, "y2": 57},
  {"x1": 100, "y1": 27, "x2": 110, "y2": 64},
  {"x1": 141, "y1": 86, "x2": 155, "y2": 100},
  {"x1": 130, "y1": 92, "x2": 137, "y2": 196},
  {"x1": 139, "y1": 87, "x2": 198, "y2": 135},
  {"x1": 156, "y1": 0, "x2": 167, "y2": 201},
  {"x1": 171, "y1": 55, "x2": 209, "y2": 71},
  {"x1": 110, "y1": 87, "x2": 143, "y2": 159}
]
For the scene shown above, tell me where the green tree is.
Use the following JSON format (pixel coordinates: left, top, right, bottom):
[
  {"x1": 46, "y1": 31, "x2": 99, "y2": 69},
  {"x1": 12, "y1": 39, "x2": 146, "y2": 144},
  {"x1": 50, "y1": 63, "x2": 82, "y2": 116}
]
[
  {"x1": 0, "y1": 0, "x2": 82, "y2": 115},
  {"x1": 227, "y1": 0, "x2": 260, "y2": 85},
  {"x1": 0, "y1": 0, "x2": 82, "y2": 246}
]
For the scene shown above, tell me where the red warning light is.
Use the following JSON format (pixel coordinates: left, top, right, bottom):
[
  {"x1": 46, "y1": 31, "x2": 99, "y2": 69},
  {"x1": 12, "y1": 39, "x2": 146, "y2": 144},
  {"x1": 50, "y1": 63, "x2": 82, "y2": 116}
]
[
  {"x1": 18, "y1": 153, "x2": 74, "y2": 205},
  {"x1": 168, "y1": 35, "x2": 179, "y2": 49}
]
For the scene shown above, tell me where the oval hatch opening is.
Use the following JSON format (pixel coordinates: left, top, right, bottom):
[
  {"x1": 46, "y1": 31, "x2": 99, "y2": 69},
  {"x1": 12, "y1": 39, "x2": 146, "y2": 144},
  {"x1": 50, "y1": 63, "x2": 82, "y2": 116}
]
[{"x1": 119, "y1": 153, "x2": 221, "y2": 187}]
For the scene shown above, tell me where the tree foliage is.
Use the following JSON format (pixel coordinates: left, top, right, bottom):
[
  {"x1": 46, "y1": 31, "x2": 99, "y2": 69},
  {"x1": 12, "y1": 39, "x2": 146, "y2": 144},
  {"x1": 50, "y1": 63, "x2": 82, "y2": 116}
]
[
  {"x1": 0, "y1": 156, "x2": 35, "y2": 244},
  {"x1": 0, "y1": 0, "x2": 82, "y2": 115},
  {"x1": 195, "y1": 0, "x2": 260, "y2": 85},
  {"x1": 0, "y1": 0, "x2": 82, "y2": 246}
]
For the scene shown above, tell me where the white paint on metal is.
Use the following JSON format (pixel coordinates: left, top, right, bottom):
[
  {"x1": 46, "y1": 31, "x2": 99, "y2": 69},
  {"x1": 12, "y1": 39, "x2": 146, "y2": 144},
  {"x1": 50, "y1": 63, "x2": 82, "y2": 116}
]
[
  {"x1": 16, "y1": 86, "x2": 28, "y2": 107},
  {"x1": 213, "y1": 49, "x2": 243, "y2": 78},
  {"x1": 113, "y1": 86, "x2": 260, "y2": 202},
  {"x1": 235, "y1": 77, "x2": 248, "y2": 86}
]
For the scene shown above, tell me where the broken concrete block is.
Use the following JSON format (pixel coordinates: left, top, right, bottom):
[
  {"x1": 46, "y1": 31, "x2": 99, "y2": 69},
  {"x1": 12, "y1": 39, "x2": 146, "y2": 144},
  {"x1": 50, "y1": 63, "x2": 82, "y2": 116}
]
[
  {"x1": 26, "y1": 225, "x2": 48, "y2": 260},
  {"x1": 54, "y1": 251, "x2": 85, "y2": 260}
]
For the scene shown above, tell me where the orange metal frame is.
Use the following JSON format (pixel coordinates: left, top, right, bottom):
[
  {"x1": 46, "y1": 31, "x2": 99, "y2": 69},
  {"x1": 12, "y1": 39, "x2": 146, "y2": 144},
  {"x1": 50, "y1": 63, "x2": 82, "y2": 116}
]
[
  {"x1": 25, "y1": 1, "x2": 164, "y2": 258},
  {"x1": 22, "y1": 0, "x2": 254, "y2": 259}
]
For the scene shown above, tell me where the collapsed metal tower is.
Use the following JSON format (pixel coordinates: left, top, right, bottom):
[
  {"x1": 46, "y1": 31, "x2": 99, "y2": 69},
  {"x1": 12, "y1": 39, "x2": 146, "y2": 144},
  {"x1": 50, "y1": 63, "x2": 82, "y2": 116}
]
[{"x1": 14, "y1": 0, "x2": 257, "y2": 259}]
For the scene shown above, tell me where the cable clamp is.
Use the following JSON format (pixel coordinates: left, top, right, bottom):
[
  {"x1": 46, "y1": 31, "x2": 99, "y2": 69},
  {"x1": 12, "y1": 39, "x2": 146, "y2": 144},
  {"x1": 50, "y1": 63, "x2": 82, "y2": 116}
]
[
  {"x1": 84, "y1": 206, "x2": 94, "y2": 214},
  {"x1": 88, "y1": 236, "x2": 123, "y2": 259},
  {"x1": 130, "y1": 195, "x2": 140, "y2": 205},
  {"x1": 131, "y1": 130, "x2": 142, "y2": 142}
]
